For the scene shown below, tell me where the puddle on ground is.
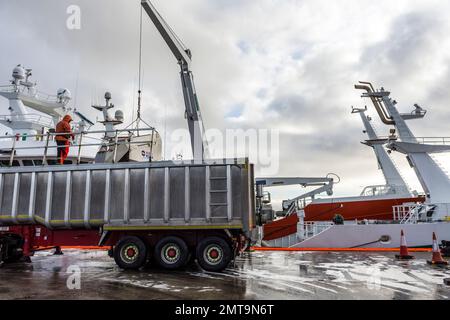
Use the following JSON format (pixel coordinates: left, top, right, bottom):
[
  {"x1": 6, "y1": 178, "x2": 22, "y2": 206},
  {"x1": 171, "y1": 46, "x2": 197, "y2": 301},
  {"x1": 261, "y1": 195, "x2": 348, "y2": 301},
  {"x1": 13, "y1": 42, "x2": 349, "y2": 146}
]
[{"x1": 0, "y1": 250, "x2": 449, "y2": 300}]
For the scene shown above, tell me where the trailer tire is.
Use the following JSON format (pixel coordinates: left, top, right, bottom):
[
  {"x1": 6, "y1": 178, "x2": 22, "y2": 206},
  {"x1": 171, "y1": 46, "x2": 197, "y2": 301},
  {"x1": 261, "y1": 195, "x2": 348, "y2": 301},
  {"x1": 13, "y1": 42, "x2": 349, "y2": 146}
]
[
  {"x1": 154, "y1": 236, "x2": 189, "y2": 270},
  {"x1": 196, "y1": 237, "x2": 232, "y2": 272},
  {"x1": 113, "y1": 236, "x2": 148, "y2": 270}
]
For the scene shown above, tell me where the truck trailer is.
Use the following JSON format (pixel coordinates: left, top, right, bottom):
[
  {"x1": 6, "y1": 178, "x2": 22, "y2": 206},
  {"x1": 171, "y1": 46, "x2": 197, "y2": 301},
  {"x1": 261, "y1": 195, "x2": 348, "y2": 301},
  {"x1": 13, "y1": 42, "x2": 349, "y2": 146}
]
[
  {"x1": 1, "y1": 0, "x2": 258, "y2": 273},
  {"x1": 0, "y1": 158, "x2": 256, "y2": 272}
]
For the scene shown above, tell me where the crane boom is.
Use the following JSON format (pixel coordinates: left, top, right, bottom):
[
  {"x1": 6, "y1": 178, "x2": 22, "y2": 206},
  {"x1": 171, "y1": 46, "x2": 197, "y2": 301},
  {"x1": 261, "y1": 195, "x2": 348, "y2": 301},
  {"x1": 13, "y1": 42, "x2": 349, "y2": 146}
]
[
  {"x1": 256, "y1": 177, "x2": 334, "y2": 188},
  {"x1": 141, "y1": 0, "x2": 208, "y2": 160},
  {"x1": 141, "y1": 0, "x2": 191, "y2": 65}
]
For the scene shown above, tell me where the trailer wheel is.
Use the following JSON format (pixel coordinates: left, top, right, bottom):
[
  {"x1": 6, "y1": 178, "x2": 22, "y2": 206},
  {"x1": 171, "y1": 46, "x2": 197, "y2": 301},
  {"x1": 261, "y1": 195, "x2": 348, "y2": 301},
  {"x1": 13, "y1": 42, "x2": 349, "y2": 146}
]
[
  {"x1": 154, "y1": 236, "x2": 189, "y2": 270},
  {"x1": 114, "y1": 236, "x2": 148, "y2": 270},
  {"x1": 196, "y1": 237, "x2": 232, "y2": 272}
]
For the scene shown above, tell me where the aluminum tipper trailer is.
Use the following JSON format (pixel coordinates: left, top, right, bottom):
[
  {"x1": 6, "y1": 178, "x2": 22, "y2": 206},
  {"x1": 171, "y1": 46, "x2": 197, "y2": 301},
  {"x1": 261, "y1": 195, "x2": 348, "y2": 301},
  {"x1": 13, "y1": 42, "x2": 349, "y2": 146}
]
[{"x1": 0, "y1": 158, "x2": 256, "y2": 272}]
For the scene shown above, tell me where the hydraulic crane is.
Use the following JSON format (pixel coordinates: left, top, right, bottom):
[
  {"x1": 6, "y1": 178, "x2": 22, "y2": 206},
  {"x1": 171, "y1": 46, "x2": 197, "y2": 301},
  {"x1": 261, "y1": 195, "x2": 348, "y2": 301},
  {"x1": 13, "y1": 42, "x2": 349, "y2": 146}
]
[
  {"x1": 255, "y1": 176, "x2": 335, "y2": 222},
  {"x1": 141, "y1": 0, "x2": 208, "y2": 160}
]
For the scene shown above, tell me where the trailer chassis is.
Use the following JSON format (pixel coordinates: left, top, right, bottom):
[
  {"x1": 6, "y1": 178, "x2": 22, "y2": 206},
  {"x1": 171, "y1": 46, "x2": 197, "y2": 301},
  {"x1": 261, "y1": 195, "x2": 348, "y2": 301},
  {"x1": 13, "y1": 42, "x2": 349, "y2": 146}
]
[{"x1": 0, "y1": 224, "x2": 249, "y2": 272}]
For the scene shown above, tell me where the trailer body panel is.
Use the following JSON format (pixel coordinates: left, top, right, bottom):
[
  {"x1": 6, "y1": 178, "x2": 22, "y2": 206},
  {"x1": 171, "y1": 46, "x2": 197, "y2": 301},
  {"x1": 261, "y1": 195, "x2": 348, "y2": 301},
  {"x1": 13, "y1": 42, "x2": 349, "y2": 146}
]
[{"x1": 0, "y1": 159, "x2": 255, "y2": 236}]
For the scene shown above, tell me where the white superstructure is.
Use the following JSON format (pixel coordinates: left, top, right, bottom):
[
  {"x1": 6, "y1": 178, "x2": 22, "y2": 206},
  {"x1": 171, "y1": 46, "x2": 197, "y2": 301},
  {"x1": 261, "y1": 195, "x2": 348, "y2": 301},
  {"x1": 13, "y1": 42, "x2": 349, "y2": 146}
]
[
  {"x1": 0, "y1": 65, "x2": 71, "y2": 136},
  {"x1": 0, "y1": 65, "x2": 97, "y2": 165},
  {"x1": 0, "y1": 65, "x2": 162, "y2": 166}
]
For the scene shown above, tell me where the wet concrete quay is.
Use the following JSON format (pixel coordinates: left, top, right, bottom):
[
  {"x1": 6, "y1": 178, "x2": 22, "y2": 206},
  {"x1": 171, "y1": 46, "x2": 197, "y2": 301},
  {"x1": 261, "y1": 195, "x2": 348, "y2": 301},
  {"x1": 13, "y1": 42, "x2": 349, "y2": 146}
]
[{"x1": 0, "y1": 249, "x2": 449, "y2": 300}]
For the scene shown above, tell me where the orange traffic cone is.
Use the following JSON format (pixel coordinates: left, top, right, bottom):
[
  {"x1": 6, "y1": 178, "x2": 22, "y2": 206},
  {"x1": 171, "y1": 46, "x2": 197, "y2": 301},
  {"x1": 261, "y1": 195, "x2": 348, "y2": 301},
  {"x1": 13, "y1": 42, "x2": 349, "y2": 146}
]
[
  {"x1": 427, "y1": 232, "x2": 448, "y2": 266},
  {"x1": 395, "y1": 230, "x2": 414, "y2": 260}
]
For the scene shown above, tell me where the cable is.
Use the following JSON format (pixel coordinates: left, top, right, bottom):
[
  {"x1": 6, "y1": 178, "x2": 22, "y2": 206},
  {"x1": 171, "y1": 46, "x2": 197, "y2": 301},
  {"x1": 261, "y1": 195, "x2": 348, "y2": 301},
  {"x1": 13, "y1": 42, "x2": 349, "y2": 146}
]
[{"x1": 136, "y1": 5, "x2": 144, "y2": 135}]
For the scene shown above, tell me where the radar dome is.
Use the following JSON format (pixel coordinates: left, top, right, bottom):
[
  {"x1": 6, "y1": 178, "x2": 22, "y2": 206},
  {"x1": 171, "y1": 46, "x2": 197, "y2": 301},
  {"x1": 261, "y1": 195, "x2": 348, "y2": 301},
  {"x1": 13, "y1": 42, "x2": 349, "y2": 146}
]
[
  {"x1": 105, "y1": 92, "x2": 112, "y2": 100},
  {"x1": 57, "y1": 88, "x2": 72, "y2": 103},
  {"x1": 12, "y1": 65, "x2": 25, "y2": 80},
  {"x1": 115, "y1": 110, "x2": 124, "y2": 122}
]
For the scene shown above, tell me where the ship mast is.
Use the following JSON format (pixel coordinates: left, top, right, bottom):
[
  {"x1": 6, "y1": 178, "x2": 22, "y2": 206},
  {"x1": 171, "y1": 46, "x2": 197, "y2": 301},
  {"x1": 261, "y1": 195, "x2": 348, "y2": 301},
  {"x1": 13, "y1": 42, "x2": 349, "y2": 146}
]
[
  {"x1": 357, "y1": 82, "x2": 450, "y2": 220},
  {"x1": 352, "y1": 107, "x2": 411, "y2": 196}
]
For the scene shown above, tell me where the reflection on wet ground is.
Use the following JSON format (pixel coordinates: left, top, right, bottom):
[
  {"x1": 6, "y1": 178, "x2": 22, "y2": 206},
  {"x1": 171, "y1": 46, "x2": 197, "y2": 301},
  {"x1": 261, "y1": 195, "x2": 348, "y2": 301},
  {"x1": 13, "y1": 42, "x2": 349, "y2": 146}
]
[{"x1": 0, "y1": 250, "x2": 449, "y2": 300}]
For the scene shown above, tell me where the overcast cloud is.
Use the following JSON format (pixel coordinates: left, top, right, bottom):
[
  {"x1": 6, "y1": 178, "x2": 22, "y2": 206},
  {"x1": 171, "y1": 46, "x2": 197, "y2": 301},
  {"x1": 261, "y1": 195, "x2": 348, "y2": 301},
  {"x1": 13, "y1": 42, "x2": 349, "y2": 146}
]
[{"x1": 1, "y1": 0, "x2": 450, "y2": 208}]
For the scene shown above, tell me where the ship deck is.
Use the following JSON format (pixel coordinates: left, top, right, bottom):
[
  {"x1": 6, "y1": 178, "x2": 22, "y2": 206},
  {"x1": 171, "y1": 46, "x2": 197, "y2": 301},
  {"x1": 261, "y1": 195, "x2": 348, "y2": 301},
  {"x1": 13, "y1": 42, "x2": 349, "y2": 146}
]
[{"x1": 0, "y1": 249, "x2": 449, "y2": 300}]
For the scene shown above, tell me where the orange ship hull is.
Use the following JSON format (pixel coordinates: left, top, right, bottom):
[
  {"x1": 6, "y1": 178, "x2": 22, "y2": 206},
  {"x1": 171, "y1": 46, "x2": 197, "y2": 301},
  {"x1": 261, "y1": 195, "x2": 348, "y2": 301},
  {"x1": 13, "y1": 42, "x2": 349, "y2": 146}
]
[
  {"x1": 304, "y1": 196, "x2": 425, "y2": 221},
  {"x1": 263, "y1": 196, "x2": 425, "y2": 242},
  {"x1": 263, "y1": 214, "x2": 299, "y2": 241}
]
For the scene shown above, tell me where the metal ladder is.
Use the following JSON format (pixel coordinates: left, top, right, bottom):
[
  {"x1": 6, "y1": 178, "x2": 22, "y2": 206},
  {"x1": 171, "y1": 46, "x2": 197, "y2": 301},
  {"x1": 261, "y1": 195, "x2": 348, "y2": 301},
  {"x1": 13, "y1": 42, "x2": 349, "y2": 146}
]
[{"x1": 206, "y1": 166, "x2": 233, "y2": 222}]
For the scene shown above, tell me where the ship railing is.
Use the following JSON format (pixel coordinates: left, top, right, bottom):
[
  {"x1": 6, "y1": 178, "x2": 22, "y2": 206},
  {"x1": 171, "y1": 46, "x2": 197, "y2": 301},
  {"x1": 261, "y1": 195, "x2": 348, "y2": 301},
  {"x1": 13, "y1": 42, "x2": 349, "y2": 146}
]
[
  {"x1": 0, "y1": 114, "x2": 54, "y2": 128},
  {"x1": 0, "y1": 84, "x2": 64, "y2": 104},
  {"x1": 360, "y1": 185, "x2": 392, "y2": 197},
  {"x1": 410, "y1": 137, "x2": 450, "y2": 145},
  {"x1": 0, "y1": 84, "x2": 18, "y2": 93},
  {"x1": 376, "y1": 135, "x2": 450, "y2": 146},
  {"x1": 393, "y1": 204, "x2": 420, "y2": 224},
  {"x1": 34, "y1": 91, "x2": 59, "y2": 103},
  {"x1": 360, "y1": 184, "x2": 411, "y2": 197},
  {"x1": 390, "y1": 137, "x2": 450, "y2": 145},
  {"x1": 297, "y1": 221, "x2": 334, "y2": 241},
  {"x1": 0, "y1": 127, "x2": 157, "y2": 166}
]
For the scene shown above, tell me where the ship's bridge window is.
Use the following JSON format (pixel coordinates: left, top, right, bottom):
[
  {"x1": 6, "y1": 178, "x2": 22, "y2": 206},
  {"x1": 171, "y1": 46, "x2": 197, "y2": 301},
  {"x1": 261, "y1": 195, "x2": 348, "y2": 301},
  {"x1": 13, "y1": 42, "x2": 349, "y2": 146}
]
[
  {"x1": 361, "y1": 185, "x2": 391, "y2": 197},
  {"x1": 0, "y1": 160, "x2": 20, "y2": 167},
  {"x1": 22, "y1": 160, "x2": 34, "y2": 166}
]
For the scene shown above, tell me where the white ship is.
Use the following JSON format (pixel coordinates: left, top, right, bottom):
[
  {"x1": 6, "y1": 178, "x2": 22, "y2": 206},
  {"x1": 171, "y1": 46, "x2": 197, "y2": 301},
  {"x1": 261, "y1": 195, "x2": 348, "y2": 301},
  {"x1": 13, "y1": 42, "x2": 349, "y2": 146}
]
[
  {"x1": 265, "y1": 82, "x2": 450, "y2": 249},
  {"x1": 0, "y1": 65, "x2": 162, "y2": 166}
]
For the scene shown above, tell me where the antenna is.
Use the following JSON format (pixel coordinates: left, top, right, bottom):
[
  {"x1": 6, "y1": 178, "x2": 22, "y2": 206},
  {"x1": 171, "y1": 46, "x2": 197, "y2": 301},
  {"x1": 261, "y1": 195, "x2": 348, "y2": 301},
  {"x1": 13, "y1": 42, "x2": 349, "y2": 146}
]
[{"x1": 73, "y1": 73, "x2": 79, "y2": 110}]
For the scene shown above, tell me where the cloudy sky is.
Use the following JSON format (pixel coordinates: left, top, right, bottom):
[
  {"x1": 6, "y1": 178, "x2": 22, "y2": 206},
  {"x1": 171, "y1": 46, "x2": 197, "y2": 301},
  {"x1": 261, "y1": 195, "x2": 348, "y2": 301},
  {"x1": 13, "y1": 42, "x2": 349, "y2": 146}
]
[{"x1": 1, "y1": 0, "x2": 450, "y2": 207}]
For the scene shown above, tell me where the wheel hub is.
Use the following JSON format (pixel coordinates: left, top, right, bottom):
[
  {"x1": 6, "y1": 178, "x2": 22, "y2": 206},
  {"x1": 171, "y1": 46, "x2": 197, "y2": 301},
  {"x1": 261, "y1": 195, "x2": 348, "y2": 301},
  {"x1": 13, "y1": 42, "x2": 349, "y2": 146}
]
[
  {"x1": 162, "y1": 244, "x2": 180, "y2": 264},
  {"x1": 120, "y1": 244, "x2": 139, "y2": 264},
  {"x1": 167, "y1": 248, "x2": 177, "y2": 258},
  {"x1": 204, "y1": 245, "x2": 223, "y2": 265},
  {"x1": 126, "y1": 248, "x2": 136, "y2": 257},
  {"x1": 209, "y1": 249, "x2": 219, "y2": 259}
]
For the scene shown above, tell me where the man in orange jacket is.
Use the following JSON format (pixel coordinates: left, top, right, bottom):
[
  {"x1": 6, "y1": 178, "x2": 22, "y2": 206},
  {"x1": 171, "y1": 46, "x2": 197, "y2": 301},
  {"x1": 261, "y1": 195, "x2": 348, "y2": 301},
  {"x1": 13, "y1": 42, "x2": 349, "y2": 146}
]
[{"x1": 55, "y1": 115, "x2": 74, "y2": 164}]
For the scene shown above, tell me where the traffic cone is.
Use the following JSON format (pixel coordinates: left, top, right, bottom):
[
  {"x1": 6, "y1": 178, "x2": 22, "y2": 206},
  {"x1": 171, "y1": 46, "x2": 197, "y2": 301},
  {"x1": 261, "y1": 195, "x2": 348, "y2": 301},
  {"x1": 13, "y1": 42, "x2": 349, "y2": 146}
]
[
  {"x1": 395, "y1": 230, "x2": 414, "y2": 260},
  {"x1": 427, "y1": 232, "x2": 448, "y2": 266}
]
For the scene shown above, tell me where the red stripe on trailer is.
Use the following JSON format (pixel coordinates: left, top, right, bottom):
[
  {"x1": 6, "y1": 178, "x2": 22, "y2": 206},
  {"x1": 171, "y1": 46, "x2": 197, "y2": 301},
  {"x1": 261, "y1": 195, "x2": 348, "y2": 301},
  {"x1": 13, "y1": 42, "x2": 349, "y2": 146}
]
[
  {"x1": 34, "y1": 246, "x2": 108, "y2": 251},
  {"x1": 252, "y1": 247, "x2": 432, "y2": 252}
]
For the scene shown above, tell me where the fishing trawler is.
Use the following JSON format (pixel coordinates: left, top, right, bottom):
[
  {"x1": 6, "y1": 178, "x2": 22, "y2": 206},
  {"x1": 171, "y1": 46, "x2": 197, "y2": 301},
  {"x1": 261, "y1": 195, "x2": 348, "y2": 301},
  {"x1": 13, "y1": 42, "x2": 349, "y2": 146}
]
[
  {"x1": 302, "y1": 106, "x2": 425, "y2": 222},
  {"x1": 263, "y1": 82, "x2": 450, "y2": 249},
  {"x1": 260, "y1": 97, "x2": 425, "y2": 243}
]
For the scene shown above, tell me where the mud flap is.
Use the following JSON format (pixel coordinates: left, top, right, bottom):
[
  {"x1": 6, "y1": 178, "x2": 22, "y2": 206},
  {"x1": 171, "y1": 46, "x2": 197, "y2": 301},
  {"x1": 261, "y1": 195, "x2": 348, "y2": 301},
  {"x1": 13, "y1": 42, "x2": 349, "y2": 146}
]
[{"x1": 98, "y1": 230, "x2": 111, "y2": 246}]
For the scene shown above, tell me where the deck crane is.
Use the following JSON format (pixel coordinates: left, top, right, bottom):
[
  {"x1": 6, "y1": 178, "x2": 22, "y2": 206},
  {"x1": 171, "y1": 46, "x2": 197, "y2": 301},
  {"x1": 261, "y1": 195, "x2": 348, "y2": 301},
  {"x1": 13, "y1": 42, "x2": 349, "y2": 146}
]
[
  {"x1": 255, "y1": 176, "x2": 335, "y2": 222},
  {"x1": 141, "y1": 0, "x2": 208, "y2": 160}
]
